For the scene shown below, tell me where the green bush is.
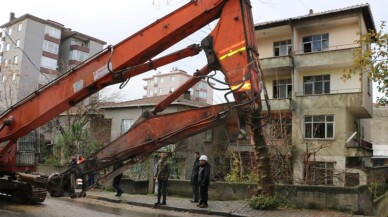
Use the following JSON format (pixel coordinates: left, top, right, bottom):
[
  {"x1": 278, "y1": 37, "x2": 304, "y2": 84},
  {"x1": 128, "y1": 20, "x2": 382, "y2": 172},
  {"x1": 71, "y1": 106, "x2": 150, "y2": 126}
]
[{"x1": 249, "y1": 195, "x2": 281, "y2": 210}]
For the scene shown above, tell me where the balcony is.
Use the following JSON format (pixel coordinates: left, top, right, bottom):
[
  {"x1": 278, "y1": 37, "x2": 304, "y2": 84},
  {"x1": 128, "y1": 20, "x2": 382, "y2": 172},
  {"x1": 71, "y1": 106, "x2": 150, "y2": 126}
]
[
  {"x1": 260, "y1": 56, "x2": 292, "y2": 70},
  {"x1": 346, "y1": 139, "x2": 373, "y2": 158},
  {"x1": 294, "y1": 92, "x2": 371, "y2": 119},
  {"x1": 70, "y1": 44, "x2": 90, "y2": 53},
  {"x1": 346, "y1": 138, "x2": 372, "y2": 150},
  {"x1": 294, "y1": 47, "x2": 357, "y2": 69},
  {"x1": 262, "y1": 98, "x2": 291, "y2": 111}
]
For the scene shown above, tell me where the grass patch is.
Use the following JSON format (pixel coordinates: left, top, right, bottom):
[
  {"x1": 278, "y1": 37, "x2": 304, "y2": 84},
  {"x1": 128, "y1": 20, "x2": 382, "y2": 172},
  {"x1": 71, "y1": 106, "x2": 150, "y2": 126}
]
[{"x1": 249, "y1": 195, "x2": 282, "y2": 210}]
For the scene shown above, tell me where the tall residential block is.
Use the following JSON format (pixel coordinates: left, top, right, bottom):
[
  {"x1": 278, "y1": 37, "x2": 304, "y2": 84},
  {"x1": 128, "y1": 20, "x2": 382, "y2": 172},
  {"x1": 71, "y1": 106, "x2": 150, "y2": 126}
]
[{"x1": 0, "y1": 13, "x2": 106, "y2": 112}]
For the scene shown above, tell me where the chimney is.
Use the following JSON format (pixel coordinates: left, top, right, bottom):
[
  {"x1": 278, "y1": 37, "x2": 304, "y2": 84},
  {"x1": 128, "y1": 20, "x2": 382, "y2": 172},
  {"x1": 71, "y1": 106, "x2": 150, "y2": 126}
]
[
  {"x1": 309, "y1": 9, "x2": 313, "y2": 15},
  {"x1": 9, "y1": 12, "x2": 15, "y2": 21}
]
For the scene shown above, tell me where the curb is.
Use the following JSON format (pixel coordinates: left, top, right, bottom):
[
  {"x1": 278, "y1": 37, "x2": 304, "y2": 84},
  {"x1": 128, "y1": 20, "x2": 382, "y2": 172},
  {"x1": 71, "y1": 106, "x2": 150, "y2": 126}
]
[{"x1": 86, "y1": 194, "x2": 249, "y2": 217}]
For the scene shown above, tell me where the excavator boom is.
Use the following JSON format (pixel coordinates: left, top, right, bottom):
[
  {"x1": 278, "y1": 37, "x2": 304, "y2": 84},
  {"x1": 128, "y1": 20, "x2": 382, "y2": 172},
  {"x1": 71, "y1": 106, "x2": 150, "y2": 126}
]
[{"x1": 0, "y1": 0, "x2": 273, "y2": 200}]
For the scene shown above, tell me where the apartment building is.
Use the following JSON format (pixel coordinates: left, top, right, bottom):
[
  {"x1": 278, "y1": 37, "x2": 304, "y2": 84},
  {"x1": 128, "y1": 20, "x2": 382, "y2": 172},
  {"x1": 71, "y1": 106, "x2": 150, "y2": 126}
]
[
  {"x1": 256, "y1": 4, "x2": 375, "y2": 186},
  {"x1": 0, "y1": 13, "x2": 106, "y2": 111},
  {"x1": 142, "y1": 68, "x2": 214, "y2": 105}
]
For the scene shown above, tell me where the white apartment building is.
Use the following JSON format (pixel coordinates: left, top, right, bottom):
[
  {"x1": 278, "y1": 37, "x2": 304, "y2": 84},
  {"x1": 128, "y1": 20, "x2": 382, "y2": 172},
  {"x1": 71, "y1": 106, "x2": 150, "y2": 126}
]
[
  {"x1": 142, "y1": 68, "x2": 214, "y2": 105},
  {"x1": 256, "y1": 4, "x2": 375, "y2": 186}
]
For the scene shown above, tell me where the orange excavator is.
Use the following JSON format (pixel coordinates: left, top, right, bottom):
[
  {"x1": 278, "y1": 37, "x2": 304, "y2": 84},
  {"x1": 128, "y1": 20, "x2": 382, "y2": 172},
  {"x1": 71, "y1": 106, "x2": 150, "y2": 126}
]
[{"x1": 0, "y1": 0, "x2": 272, "y2": 203}]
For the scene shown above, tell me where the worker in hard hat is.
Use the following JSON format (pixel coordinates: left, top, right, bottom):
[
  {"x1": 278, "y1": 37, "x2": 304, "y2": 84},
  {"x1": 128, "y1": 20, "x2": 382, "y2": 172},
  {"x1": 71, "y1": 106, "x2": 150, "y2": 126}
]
[{"x1": 197, "y1": 155, "x2": 210, "y2": 208}]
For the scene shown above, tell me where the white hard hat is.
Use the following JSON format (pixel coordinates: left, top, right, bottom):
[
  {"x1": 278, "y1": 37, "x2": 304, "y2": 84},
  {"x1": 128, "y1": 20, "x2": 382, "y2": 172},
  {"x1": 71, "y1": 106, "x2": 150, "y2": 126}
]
[{"x1": 199, "y1": 155, "x2": 208, "y2": 161}]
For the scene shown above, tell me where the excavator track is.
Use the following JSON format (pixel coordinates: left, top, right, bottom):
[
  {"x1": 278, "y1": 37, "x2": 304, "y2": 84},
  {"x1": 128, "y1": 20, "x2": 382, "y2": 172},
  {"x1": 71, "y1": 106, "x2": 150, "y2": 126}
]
[{"x1": 0, "y1": 173, "x2": 48, "y2": 204}]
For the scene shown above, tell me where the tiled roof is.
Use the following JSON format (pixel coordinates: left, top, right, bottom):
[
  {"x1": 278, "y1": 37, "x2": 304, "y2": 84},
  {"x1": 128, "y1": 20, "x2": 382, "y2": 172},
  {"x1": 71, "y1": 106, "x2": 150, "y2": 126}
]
[
  {"x1": 1, "y1": 13, "x2": 64, "y2": 28},
  {"x1": 100, "y1": 95, "x2": 209, "y2": 109},
  {"x1": 255, "y1": 4, "x2": 375, "y2": 32}
]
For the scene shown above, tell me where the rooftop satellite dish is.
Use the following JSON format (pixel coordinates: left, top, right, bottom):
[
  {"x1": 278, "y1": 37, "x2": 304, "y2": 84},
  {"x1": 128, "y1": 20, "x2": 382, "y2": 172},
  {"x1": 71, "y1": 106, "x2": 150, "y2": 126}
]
[{"x1": 346, "y1": 131, "x2": 357, "y2": 144}]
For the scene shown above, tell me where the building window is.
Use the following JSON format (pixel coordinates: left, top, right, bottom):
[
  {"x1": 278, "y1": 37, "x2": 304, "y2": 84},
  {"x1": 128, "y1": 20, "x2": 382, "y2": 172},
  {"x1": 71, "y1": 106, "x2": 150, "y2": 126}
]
[
  {"x1": 160, "y1": 78, "x2": 164, "y2": 83},
  {"x1": 273, "y1": 79, "x2": 292, "y2": 98},
  {"x1": 13, "y1": 56, "x2": 18, "y2": 64},
  {"x1": 8, "y1": 28, "x2": 12, "y2": 36},
  {"x1": 170, "y1": 76, "x2": 175, "y2": 82},
  {"x1": 204, "y1": 130, "x2": 213, "y2": 141},
  {"x1": 274, "y1": 39, "x2": 291, "y2": 56},
  {"x1": 159, "y1": 88, "x2": 163, "y2": 94},
  {"x1": 303, "y1": 75, "x2": 330, "y2": 95},
  {"x1": 44, "y1": 25, "x2": 61, "y2": 39},
  {"x1": 16, "y1": 39, "x2": 20, "y2": 48},
  {"x1": 18, "y1": 23, "x2": 22, "y2": 31},
  {"x1": 40, "y1": 56, "x2": 58, "y2": 70},
  {"x1": 170, "y1": 87, "x2": 174, "y2": 93},
  {"x1": 69, "y1": 50, "x2": 88, "y2": 62},
  {"x1": 43, "y1": 40, "x2": 59, "y2": 54},
  {"x1": 306, "y1": 161, "x2": 334, "y2": 185},
  {"x1": 304, "y1": 115, "x2": 334, "y2": 139},
  {"x1": 198, "y1": 91, "x2": 207, "y2": 99},
  {"x1": 121, "y1": 119, "x2": 134, "y2": 135},
  {"x1": 149, "y1": 90, "x2": 153, "y2": 96},
  {"x1": 6, "y1": 43, "x2": 10, "y2": 51},
  {"x1": 303, "y1": 33, "x2": 329, "y2": 53}
]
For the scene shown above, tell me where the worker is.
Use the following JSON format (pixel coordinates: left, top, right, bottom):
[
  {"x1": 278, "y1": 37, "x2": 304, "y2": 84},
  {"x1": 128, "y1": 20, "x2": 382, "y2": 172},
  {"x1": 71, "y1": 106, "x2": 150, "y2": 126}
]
[
  {"x1": 77, "y1": 155, "x2": 85, "y2": 164},
  {"x1": 112, "y1": 161, "x2": 124, "y2": 197},
  {"x1": 68, "y1": 156, "x2": 77, "y2": 169},
  {"x1": 190, "y1": 152, "x2": 200, "y2": 203},
  {"x1": 154, "y1": 151, "x2": 171, "y2": 206},
  {"x1": 197, "y1": 155, "x2": 210, "y2": 208}
]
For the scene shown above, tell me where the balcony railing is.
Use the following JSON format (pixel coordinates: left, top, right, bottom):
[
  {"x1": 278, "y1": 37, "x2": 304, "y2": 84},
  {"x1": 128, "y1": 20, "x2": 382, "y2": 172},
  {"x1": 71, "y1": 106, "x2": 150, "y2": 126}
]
[
  {"x1": 293, "y1": 44, "x2": 358, "y2": 55},
  {"x1": 295, "y1": 88, "x2": 361, "y2": 97},
  {"x1": 345, "y1": 132, "x2": 373, "y2": 150}
]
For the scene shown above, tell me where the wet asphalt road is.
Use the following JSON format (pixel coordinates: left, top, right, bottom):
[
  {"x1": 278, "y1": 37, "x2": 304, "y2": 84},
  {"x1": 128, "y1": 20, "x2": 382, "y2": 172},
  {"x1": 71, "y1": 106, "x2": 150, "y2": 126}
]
[{"x1": 0, "y1": 196, "x2": 197, "y2": 217}]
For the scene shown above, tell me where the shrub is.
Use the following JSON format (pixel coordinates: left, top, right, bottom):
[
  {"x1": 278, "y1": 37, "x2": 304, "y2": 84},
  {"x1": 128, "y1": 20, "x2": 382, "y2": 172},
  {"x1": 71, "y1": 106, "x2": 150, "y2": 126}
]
[{"x1": 249, "y1": 195, "x2": 281, "y2": 210}]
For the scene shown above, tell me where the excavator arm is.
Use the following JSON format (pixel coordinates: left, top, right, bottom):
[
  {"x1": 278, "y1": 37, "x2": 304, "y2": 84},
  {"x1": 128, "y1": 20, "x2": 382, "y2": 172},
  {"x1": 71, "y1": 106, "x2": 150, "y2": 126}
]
[{"x1": 0, "y1": 0, "x2": 274, "y2": 199}]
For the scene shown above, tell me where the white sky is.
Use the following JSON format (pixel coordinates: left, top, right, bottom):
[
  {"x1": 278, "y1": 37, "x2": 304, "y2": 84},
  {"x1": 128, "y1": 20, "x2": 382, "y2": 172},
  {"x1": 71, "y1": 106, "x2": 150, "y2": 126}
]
[{"x1": 0, "y1": 0, "x2": 386, "y2": 103}]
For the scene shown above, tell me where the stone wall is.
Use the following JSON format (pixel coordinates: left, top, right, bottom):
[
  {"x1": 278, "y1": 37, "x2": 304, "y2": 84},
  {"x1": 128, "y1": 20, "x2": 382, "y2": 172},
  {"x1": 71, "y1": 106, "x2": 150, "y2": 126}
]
[
  {"x1": 37, "y1": 164, "x2": 375, "y2": 215},
  {"x1": 276, "y1": 184, "x2": 373, "y2": 215}
]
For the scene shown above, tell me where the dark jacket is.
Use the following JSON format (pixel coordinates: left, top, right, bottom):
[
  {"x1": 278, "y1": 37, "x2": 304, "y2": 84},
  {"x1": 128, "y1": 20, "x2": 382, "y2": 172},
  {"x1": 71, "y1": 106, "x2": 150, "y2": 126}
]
[
  {"x1": 155, "y1": 159, "x2": 171, "y2": 181},
  {"x1": 191, "y1": 159, "x2": 200, "y2": 185},
  {"x1": 113, "y1": 161, "x2": 124, "y2": 182},
  {"x1": 198, "y1": 162, "x2": 210, "y2": 187},
  {"x1": 68, "y1": 159, "x2": 77, "y2": 169}
]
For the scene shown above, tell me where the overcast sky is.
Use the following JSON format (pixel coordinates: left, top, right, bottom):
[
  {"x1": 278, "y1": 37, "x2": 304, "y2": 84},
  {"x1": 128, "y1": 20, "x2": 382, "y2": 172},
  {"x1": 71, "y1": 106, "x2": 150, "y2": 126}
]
[{"x1": 0, "y1": 0, "x2": 386, "y2": 103}]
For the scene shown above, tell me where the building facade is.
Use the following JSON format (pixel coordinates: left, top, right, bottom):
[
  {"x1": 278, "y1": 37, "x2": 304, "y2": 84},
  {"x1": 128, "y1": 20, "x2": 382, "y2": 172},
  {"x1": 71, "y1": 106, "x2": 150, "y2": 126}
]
[
  {"x1": 256, "y1": 4, "x2": 375, "y2": 186},
  {"x1": 142, "y1": 68, "x2": 214, "y2": 105},
  {"x1": 0, "y1": 13, "x2": 106, "y2": 112},
  {"x1": 100, "y1": 95, "x2": 233, "y2": 180},
  {"x1": 361, "y1": 105, "x2": 388, "y2": 167}
]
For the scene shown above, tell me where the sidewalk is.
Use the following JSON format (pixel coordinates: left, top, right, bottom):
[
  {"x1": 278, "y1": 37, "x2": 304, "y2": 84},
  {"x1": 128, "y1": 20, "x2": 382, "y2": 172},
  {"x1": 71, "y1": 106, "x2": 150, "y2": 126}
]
[{"x1": 85, "y1": 189, "x2": 372, "y2": 217}]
